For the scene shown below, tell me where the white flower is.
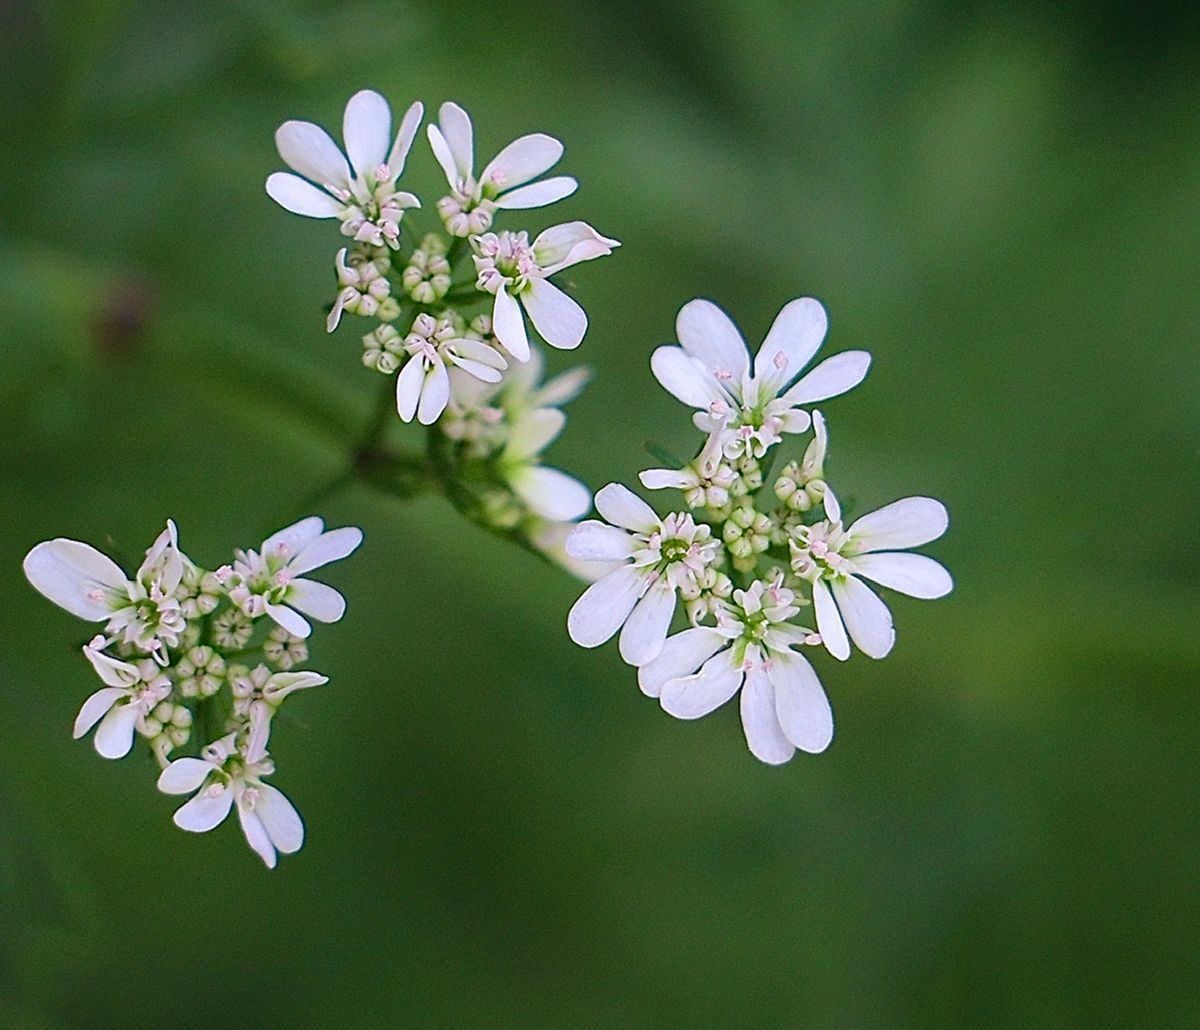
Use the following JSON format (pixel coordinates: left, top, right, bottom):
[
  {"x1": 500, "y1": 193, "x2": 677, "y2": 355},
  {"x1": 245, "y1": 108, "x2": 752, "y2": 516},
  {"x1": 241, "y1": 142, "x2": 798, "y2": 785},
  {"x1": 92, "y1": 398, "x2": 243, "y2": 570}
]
[
  {"x1": 266, "y1": 89, "x2": 422, "y2": 248},
  {"x1": 636, "y1": 576, "x2": 833, "y2": 764},
  {"x1": 472, "y1": 223, "x2": 619, "y2": 360},
  {"x1": 395, "y1": 313, "x2": 507, "y2": 425},
  {"x1": 158, "y1": 734, "x2": 304, "y2": 870},
  {"x1": 225, "y1": 517, "x2": 363, "y2": 638},
  {"x1": 24, "y1": 520, "x2": 193, "y2": 664},
  {"x1": 565, "y1": 484, "x2": 721, "y2": 666},
  {"x1": 789, "y1": 496, "x2": 953, "y2": 661},
  {"x1": 651, "y1": 298, "x2": 871, "y2": 459},
  {"x1": 428, "y1": 101, "x2": 578, "y2": 236},
  {"x1": 499, "y1": 408, "x2": 592, "y2": 521},
  {"x1": 74, "y1": 643, "x2": 172, "y2": 759}
]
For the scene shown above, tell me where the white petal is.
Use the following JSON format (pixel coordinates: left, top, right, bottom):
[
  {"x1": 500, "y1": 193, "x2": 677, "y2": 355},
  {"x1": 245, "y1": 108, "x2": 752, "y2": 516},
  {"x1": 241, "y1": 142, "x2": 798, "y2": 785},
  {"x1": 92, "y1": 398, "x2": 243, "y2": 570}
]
[
  {"x1": 567, "y1": 566, "x2": 646, "y2": 648},
  {"x1": 342, "y1": 89, "x2": 390, "y2": 178},
  {"x1": 852, "y1": 552, "x2": 953, "y2": 599},
  {"x1": 256, "y1": 784, "x2": 305, "y2": 855},
  {"x1": 754, "y1": 297, "x2": 828, "y2": 393},
  {"x1": 73, "y1": 687, "x2": 125, "y2": 738},
  {"x1": 417, "y1": 358, "x2": 451, "y2": 425},
  {"x1": 812, "y1": 579, "x2": 850, "y2": 661},
  {"x1": 740, "y1": 665, "x2": 795, "y2": 765},
  {"x1": 779, "y1": 351, "x2": 871, "y2": 406},
  {"x1": 426, "y1": 123, "x2": 459, "y2": 186},
  {"x1": 650, "y1": 347, "x2": 730, "y2": 409},
  {"x1": 660, "y1": 647, "x2": 743, "y2": 720},
  {"x1": 618, "y1": 578, "x2": 676, "y2": 666},
  {"x1": 275, "y1": 120, "x2": 351, "y2": 190},
  {"x1": 532, "y1": 521, "x2": 622, "y2": 583},
  {"x1": 157, "y1": 757, "x2": 214, "y2": 795},
  {"x1": 174, "y1": 784, "x2": 234, "y2": 833},
  {"x1": 93, "y1": 702, "x2": 139, "y2": 759},
  {"x1": 450, "y1": 337, "x2": 508, "y2": 369},
  {"x1": 637, "y1": 627, "x2": 725, "y2": 698},
  {"x1": 494, "y1": 176, "x2": 577, "y2": 209},
  {"x1": 286, "y1": 578, "x2": 347, "y2": 623},
  {"x1": 824, "y1": 487, "x2": 842, "y2": 523},
  {"x1": 82, "y1": 647, "x2": 139, "y2": 687},
  {"x1": 265, "y1": 603, "x2": 312, "y2": 640},
  {"x1": 265, "y1": 172, "x2": 342, "y2": 217},
  {"x1": 565, "y1": 521, "x2": 635, "y2": 562},
  {"x1": 594, "y1": 483, "x2": 658, "y2": 534},
  {"x1": 510, "y1": 466, "x2": 592, "y2": 521},
  {"x1": 481, "y1": 133, "x2": 562, "y2": 191},
  {"x1": 769, "y1": 653, "x2": 833, "y2": 753},
  {"x1": 638, "y1": 469, "x2": 693, "y2": 490},
  {"x1": 676, "y1": 299, "x2": 750, "y2": 381},
  {"x1": 395, "y1": 354, "x2": 424, "y2": 422},
  {"x1": 387, "y1": 101, "x2": 424, "y2": 175},
  {"x1": 522, "y1": 278, "x2": 586, "y2": 351},
  {"x1": 263, "y1": 670, "x2": 327, "y2": 702},
  {"x1": 448, "y1": 355, "x2": 503, "y2": 383},
  {"x1": 848, "y1": 497, "x2": 949, "y2": 553},
  {"x1": 262, "y1": 517, "x2": 324, "y2": 557},
  {"x1": 532, "y1": 365, "x2": 590, "y2": 407},
  {"x1": 237, "y1": 802, "x2": 277, "y2": 869},
  {"x1": 532, "y1": 221, "x2": 619, "y2": 274},
  {"x1": 291, "y1": 527, "x2": 363, "y2": 574},
  {"x1": 492, "y1": 286, "x2": 530, "y2": 362},
  {"x1": 23, "y1": 539, "x2": 128, "y2": 620},
  {"x1": 437, "y1": 101, "x2": 473, "y2": 180},
  {"x1": 505, "y1": 407, "x2": 565, "y2": 460},
  {"x1": 831, "y1": 575, "x2": 895, "y2": 659}
]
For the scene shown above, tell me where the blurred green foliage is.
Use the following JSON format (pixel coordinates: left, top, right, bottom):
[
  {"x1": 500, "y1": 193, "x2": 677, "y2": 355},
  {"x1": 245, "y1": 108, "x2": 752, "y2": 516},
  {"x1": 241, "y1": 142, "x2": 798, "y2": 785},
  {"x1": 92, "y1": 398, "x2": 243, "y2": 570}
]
[{"x1": 1, "y1": 1, "x2": 1197, "y2": 1027}]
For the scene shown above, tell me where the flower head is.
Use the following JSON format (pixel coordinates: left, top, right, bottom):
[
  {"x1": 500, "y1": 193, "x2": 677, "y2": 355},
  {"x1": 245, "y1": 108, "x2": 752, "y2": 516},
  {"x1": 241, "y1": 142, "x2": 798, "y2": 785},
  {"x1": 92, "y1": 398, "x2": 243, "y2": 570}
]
[
  {"x1": 266, "y1": 89, "x2": 423, "y2": 248},
  {"x1": 472, "y1": 222, "x2": 619, "y2": 360},
  {"x1": 428, "y1": 101, "x2": 577, "y2": 237},
  {"x1": 394, "y1": 313, "x2": 507, "y2": 426},
  {"x1": 158, "y1": 733, "x2": 304, "y2": 869},
  {"x1": 225, "y1": 517, "x2": 363, "y2": 639},
  {"x1": 24, "y1": 520, "x2": 199, "y2": 665},
  {"x1": 789, "y1": 496, "x2": 953, "y2": 660},
  {"x1": 651, "y1": 298, "x2": 870, "y2": 459},
  {"x1": 565, "y1": 484, "x2": 721, "y2": 666},
  {"x1": 74, "y1": 642, "x2": 173, "y2": 759},
  {"x1": 635, "y1": 574, "x2": 833, "y2": 764}
]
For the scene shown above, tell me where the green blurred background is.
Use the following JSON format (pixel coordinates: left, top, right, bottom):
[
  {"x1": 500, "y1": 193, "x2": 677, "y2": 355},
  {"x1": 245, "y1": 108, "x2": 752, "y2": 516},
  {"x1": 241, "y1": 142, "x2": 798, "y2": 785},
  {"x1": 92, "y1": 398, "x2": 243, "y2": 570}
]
[{"x1": 1, "y1": 1, "x2": 1197, "y2": 1027}]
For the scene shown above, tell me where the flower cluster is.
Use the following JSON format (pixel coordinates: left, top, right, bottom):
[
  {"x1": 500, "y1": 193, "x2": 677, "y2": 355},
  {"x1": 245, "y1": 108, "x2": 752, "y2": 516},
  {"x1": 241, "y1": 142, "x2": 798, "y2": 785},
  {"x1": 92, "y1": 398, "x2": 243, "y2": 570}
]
[
  {"x1": 565, "y1": 298, "x2": 952, "y2": 764},
  {"x1": 23, "y1": 517, "x2": 362, "y2": 867},
  {"x1": 267, "y1": 90, "x2": 618, "y2": 572}
]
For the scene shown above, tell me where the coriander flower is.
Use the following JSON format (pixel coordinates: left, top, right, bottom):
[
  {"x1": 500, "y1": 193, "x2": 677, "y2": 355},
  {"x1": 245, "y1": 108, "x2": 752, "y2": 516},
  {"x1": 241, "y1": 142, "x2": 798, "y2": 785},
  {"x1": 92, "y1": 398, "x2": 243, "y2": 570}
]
[
  {"x1": 651, "y1": 298, "x2": 870, "y2": 459},
  {"x1": 637, "y1": 576, "x2": 833, "y2": 764},
  {"x1": 24, "y1": 520, "x2": 194, "y2": 664},
  {"x1": 267, "y1": 89, "x2": 423, "y2": 248},
  {"x1": 472, "y1": 222, "x2": 619, "y2": 361},
  {"x1": 74, "y1": 642, "x2": 172, "y2": 759},
  {"x1": 224, "y1": 517, "x2": 363, "y2": 639},
  {"x1": 565, "y1": 484, "x2": 721, "y2": 666},
  {"x1": 789, "y1": 496, "x2": 952, "y2": 660},
  {"x1": 428, "y1": 101, "x2": 578, "y2": 237},
  {"x1": 395, "y1": 313, "x2": 507, "y2": 425},
  {"x1": 158, "y1": 733, "x2": 303, "y2": 869}
]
